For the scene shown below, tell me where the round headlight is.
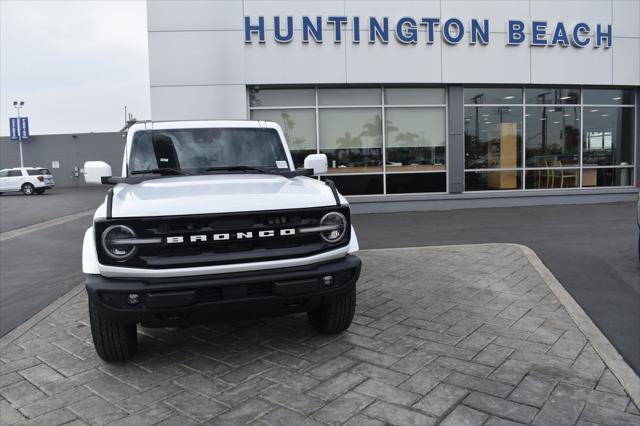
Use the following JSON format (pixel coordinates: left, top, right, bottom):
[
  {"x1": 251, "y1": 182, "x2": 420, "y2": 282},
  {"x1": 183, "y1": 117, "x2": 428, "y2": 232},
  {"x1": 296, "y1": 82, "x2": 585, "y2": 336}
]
[
  {"x1": 319, "y1": 212, "x2": 347, "y2": 243},
  {"x1": 101, "y1": 225, "x2": 137, "y2": 260}
]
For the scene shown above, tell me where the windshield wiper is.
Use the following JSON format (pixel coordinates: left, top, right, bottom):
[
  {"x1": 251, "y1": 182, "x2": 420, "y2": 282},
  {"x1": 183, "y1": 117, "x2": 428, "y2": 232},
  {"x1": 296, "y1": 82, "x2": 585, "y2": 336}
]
[
  {"x1": 205, "y1": 165, "x2": 315, "y2": 178},
  {"x1": 205, "y1": 166, "x2": 271, "y2": 173},
  {"x1": 131, "y1": 168, "x2": 188, "y2": 176}
]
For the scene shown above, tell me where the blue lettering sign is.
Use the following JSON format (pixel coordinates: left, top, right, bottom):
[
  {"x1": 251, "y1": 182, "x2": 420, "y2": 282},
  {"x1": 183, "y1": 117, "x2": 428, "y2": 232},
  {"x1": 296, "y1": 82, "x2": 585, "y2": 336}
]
[
  {"x1": 274, "y1": 16, "x2": 293, "y2": 43},
  {"x1": 241, "y1": 16, "x2": 612, "y2": 48},
  {"x1": 19, "y1": 117, "x2": 29, "y2": 141},
  {"x1": 507, "y1": 20, "x2": 526, "y2": 45},
  {"x1": 327, "y1": 16, "x2": 348, "y2": 43},
  {"x1": 369, "y1": 17, "x2": 389, "y2": 43},
  {"x1": 9, "y1": 118, "x2": 18, "y2": 140},
  {"x1": 244, "y1": 16, "x2": 265, "y2": 43},
  {"x1": 302, "y1": 16, "x2": 323, "y2": 43},
  {"x1": 419, "y1": 18, "x2": 439, "y2": 44},
  {"x1": 595, "y1": 24, "x2": 612, "y2": 48},
  {"x1": 442, "y1": 18, "x2": 464, "y2": 44},
  {"x1": 551, "y1": 22, "x2": 570, "y2": 46},
  {"x1": 470, "y1": 19, "x2": 489, "y2": 44},
  {"x1": 572, "y1": 22, "x2": 591, "y2": 47},
  {"x1": 531, "y1": 21, "x2": 547, "y2": 46},
  {"x1": 396, "y1": 17, "x2": 418, "y2": 44}
]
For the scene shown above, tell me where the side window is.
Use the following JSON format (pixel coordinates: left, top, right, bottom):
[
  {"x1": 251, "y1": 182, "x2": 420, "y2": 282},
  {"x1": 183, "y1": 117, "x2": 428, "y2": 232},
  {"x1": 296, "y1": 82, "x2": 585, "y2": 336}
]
[
  {"x1": 0, "y1": 170, "x2": 8, "y2": 178},
  {"x1": 8, "y1": 170, "x2": 22, "y2": 177}
]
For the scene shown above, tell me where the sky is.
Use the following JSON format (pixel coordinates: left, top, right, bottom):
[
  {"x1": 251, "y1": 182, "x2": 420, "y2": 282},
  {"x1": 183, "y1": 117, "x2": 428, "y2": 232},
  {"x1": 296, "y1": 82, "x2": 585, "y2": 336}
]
[{"x1": 0, "y1": 0, "x2": 150, "y2": 136}]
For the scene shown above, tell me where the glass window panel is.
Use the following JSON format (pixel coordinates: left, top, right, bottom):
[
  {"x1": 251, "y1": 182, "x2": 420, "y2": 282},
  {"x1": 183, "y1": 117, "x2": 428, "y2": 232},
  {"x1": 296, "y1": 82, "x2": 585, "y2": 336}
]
[
  {"x1": 583, "y1": 107, "x2": 634, "y2": 166},
  {"x1": 319, "y1": 108, "x2": 383, "y2": 173},
  {"x1": 386, "y1": 173, "x2": 446, "y2": 193},
  {"x1": 384, "y1": 88, "x2": 445, "y2": 105},
  {"x1": 464, "y1": 106, "x2": 522, "y2": 169},
  {"x1": 524, "y1": 168, "x2": 580, "y2": 189},
  {"x1": 525, "y1": 87, "x2": 579, "y2": 104},
  {"x1": 321, "y1": 174, "x2": 383, "y2": 195},
  {"x1": 582, "y1": 167, "x2": 633, "y2": 187},
  {"x1": 249, "y1": 88, "x2": 315, "y2": 107},
  {"x1": 465, "y1": 171, "x2": 522, "y2": 191},
  {"x1": 250, "y1": 109, "x2": 317, "y2": 168},
  {"x1": 525, "y1": 106, "x2": 580, "y2": 167},
  {"x1": 385, "y1": 107, "x2": 446, "y2": 171},
  {"x1": 464, "y1": 87, "x2": 522, "y2": 104},
  {"x1": 583, "y1": 88, "x2": 635, "y2": 105},
  {"x1": 318, "y1": 88, "x2": 381, "y2": 106}
]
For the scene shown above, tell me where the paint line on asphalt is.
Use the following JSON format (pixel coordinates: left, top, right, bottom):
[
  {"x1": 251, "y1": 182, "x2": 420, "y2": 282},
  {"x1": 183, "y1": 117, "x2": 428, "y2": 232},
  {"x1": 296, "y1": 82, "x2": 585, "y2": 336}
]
[{"x1": 0, "y1": 210, "x2": 94, "y2": 242}]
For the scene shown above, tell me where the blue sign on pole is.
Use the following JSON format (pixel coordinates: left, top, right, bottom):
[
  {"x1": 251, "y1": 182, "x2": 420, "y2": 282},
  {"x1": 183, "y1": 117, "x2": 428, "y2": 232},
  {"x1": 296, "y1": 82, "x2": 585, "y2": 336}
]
[
  {"x1": 19, "y1": 117, "x2": 29, "y2": 140},
  {"x1": 9, "y1": 118, "x2": 19, "y2": 140}
]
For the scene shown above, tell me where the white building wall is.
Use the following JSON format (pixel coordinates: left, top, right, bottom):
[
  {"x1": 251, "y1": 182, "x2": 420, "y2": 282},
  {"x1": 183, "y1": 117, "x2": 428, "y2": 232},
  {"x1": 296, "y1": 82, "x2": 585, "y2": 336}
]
[{"x1": 147, "y1": 0, "x2": 640, "y2": 121}]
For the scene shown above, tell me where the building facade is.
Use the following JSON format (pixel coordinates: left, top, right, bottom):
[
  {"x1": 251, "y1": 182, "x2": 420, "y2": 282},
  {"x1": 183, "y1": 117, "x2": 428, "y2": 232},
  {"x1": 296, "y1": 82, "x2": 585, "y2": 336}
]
[{"x1": 147, "y1": 0, "x2": 639, "y2": 210}]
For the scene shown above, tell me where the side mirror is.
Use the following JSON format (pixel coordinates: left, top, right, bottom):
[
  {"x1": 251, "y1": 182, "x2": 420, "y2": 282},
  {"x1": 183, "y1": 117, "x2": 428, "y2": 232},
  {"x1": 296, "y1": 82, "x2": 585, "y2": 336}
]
[
  {"x1": 304, "y1": 154, "x2": 328, "y2": 175},
  {"x1": 84, "y1": 161, "x2": 112, "y2": 184}
]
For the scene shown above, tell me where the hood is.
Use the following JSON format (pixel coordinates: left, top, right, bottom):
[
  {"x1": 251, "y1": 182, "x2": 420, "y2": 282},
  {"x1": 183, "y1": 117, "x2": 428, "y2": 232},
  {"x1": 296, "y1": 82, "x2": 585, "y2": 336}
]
[{"x1": 110, "y1": 174, "x2": 341, "y2": 218}]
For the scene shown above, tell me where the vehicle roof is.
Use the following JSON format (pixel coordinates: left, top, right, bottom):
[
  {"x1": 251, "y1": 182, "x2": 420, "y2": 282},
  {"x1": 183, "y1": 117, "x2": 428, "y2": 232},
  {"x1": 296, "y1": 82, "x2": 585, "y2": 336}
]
[
  {"x1": 3, "y1": 167, "x2": 47, "y2": 170},
  {"x1": 127, "y1": 120, "x2": 279, "y2": 132}
]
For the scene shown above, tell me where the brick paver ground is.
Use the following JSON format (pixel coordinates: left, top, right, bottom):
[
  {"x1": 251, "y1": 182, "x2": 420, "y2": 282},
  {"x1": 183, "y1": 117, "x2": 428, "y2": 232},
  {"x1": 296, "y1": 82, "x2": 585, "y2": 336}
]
[{"x1": 1, "y1": 244, "x2": 639, "y2": 425}]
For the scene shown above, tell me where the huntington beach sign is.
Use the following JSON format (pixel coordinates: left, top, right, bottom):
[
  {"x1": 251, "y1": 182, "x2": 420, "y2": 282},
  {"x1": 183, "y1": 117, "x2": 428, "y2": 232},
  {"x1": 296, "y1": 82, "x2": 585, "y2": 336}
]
[{"x1": 244, "y1": 16, "x2": 612, "y2": 48}]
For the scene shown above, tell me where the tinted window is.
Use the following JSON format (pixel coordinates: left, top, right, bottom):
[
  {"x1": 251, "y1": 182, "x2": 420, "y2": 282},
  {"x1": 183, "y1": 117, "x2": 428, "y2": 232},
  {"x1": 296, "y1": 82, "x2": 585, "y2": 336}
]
[
  {"x1": 27, "y1": 169, "x2": 50, "y2": 176},
  {"x1": 0, "y1": 170, "x2": 8, "y2": 178},
  {"x1": 583, "y1": 88, "x2": 635, "y2": 105},
  {"x1": 7, "y1": 170, "x2": 22, "y2": 177},
  {"x1": 526, "y1": 87, "x2": 579, "y2": 104},
  {"x1": 464, "y1": 87, "x2": 522, "y2": 104}
]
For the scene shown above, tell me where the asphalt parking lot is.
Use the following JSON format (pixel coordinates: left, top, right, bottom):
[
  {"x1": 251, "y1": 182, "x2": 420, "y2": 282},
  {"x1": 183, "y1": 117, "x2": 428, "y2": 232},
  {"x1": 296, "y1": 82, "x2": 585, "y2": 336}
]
[{"x1": 0, "y1": 187, "x2": 638, "y2": 377}]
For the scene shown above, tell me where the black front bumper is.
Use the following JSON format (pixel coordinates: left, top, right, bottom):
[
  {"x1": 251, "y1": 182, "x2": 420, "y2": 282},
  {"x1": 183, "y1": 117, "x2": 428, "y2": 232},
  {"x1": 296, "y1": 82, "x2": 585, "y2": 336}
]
[{"x1": 86, "y1": 255, "x2": 361, "y2": 327}]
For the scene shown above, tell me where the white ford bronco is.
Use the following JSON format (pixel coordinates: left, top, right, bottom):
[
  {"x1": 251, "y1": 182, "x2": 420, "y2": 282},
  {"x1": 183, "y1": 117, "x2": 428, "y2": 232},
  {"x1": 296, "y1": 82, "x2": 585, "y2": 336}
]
[{"x1": 82, "y1": 120, "x2": 361, "y2": 361}]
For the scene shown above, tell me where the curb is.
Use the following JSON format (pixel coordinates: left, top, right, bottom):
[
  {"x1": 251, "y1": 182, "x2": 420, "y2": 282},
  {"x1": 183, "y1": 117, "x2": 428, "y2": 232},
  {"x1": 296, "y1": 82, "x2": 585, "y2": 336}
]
[
  {"x1": 514, "y1": 243, "x2": 640, "y2": 409},
  {"x1": 0, "y1": 282, "x2": 84, "y2": 349},
  {"x1": 363, "y1": 243, "x2": 640, "y2": 408}
]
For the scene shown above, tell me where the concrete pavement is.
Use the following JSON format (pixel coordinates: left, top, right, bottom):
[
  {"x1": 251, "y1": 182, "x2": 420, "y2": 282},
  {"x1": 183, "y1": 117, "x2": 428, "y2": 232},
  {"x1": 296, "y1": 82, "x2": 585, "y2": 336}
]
[
  {"x1": 1, "y1": 245, "x2": 638, "y2": 425},
  {"x1": 352, "y1": 201, "x2": 640, "y2": 374}
]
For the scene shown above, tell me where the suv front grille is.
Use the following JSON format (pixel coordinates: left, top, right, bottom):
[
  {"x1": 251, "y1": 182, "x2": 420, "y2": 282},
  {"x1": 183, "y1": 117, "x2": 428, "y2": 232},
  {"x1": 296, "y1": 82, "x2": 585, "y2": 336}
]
[{"x1": 95, "y1": 206, "x2": 350, "y2": 269}]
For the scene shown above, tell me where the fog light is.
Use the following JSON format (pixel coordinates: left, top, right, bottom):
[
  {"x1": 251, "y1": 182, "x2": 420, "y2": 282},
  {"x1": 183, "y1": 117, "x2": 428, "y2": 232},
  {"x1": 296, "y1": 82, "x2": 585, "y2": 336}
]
[
  {"x1": 126, "y1": 293, "x2": 140, "y2": 306},
  {"x1": 322, "y1": 276, "x2": 334, "y2": 287}
]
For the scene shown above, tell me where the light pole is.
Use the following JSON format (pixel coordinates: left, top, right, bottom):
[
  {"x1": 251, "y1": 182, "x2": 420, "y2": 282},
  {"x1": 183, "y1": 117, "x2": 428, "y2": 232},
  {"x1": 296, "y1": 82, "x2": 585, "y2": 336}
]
[{"x1": 13, "y1": 101, "x2": 24, "y2": 167}]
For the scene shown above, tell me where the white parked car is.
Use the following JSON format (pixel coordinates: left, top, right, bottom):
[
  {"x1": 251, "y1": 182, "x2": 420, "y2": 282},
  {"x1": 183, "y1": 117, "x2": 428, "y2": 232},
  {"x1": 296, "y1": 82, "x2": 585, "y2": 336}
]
[
  {"x1": 82, "y1": 120, "x2": 361, "y2": 361},
  {"x1": 0, "y1": 167, "x2": 55, "y2": 195}
]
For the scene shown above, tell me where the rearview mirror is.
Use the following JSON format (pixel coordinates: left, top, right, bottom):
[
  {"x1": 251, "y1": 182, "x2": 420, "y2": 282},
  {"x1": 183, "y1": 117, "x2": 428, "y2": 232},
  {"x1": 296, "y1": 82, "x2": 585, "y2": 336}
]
[
  {"x1": 304, "y1": 154, "x2": 328, "y2": 175},
  {"x1": 84, "y1": 161, "x2": 112, "y2": 185}
]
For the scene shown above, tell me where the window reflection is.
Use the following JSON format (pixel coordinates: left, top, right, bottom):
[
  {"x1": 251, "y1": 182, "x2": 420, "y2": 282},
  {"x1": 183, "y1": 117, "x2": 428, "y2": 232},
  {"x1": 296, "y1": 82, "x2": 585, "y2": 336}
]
[
  {"x1": 583, "y1": 107, "x2": 634, "y2": 166},
  {"x1": 319, "y1": 108, "x2": 383, "y2": 173},
  {"x1": 583, "y1": 88, "x2": 635, "y2": 105},
  {"x1": 464, "y1": 88, "x2": 522, "y2": 104},
  {"x1": 464, "y1": 107, "x2": 522, "y2": 169},
  {"x1": 386, "y1": 108, "x2": 446, "y2": 172},
  {"x1": 465, "y1": 171, "x2": 522, "y2": 191},
  {"x1": 525, "y1": 87, "x2": 580, "y2": 104},
  {"x1": 251, "y1": 109, "x2": 316, "y2": 168},
  {"x1": 525, "y1": 107, "x2": 580, "y2": 167}
]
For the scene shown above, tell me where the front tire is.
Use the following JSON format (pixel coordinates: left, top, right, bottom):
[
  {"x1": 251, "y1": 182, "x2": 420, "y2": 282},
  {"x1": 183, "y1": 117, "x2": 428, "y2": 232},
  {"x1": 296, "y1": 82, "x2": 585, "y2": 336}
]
[
  {"x1": 89, "y1": 302, "x2": 137, "y2": 361},
  {"x1": 35, "y1": 188, "x2": 46, "y2": 195},
  {"x1": 307, "y1": 288, "x2": 356, "y2": 333},
  {"x1": 22, "y1": 183, "x2": 35, "y2": 195}
]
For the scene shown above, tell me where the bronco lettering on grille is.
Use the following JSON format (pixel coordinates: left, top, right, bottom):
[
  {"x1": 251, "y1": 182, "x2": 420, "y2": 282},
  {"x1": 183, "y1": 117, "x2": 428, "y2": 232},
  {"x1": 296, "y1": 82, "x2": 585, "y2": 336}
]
[{"x1": 166, "y1": 228, "x2": 296, "y2": 244}]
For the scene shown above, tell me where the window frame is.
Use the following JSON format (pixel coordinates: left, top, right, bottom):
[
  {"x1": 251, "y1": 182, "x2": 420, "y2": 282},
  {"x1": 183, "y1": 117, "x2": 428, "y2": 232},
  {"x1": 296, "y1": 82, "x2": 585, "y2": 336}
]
[
  {"x1": 249, "y1": 85, "x2": 449, "y2": 196},
  {"x1": 463, "y1": 86, "x2": 636, "y2": 192}
]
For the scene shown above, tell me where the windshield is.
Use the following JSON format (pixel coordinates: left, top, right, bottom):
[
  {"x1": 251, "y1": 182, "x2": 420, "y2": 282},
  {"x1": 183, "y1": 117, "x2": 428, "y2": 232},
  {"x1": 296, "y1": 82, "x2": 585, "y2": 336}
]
[{"x1": 129, "y1": 128, "x2": 290, "y2": 174}]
